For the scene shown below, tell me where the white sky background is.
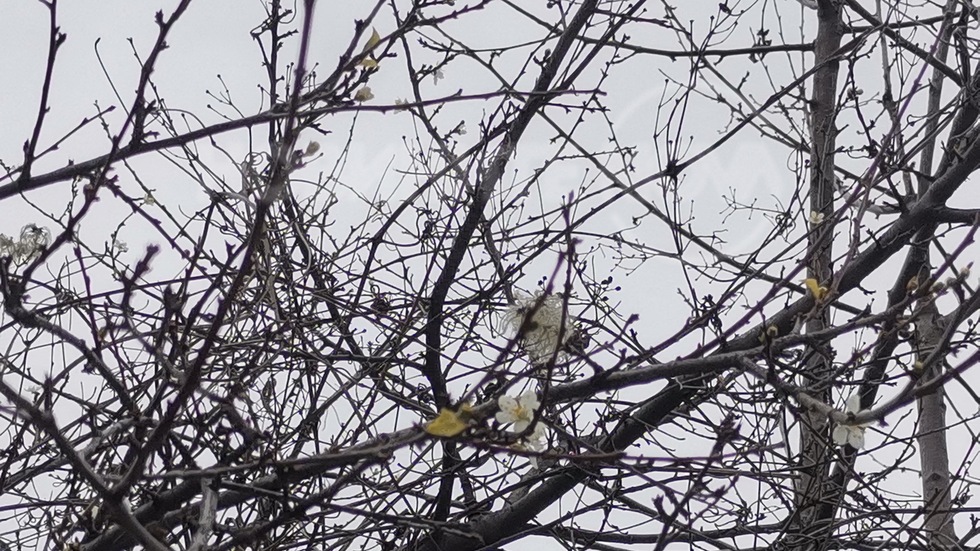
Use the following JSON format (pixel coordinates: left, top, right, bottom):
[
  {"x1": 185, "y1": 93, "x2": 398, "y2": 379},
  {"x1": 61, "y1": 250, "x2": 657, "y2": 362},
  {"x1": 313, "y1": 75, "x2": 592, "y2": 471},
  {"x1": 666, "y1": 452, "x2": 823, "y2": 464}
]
[{"x1": 2, "y1": 0, "x2": 980, "y2": 549}]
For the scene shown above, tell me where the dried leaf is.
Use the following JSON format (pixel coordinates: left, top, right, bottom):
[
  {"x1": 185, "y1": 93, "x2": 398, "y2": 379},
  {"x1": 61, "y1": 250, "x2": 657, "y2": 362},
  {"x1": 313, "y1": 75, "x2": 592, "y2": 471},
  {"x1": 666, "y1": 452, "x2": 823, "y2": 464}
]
[
  {"x1": 424, "y1": 405, "x2": 473, "y2": 437},
  {"x1": 354, "y1": 87, "x2": 374, "y2": 102},
  {"x1": 363, "y1": 28, "x2": 381, "y2": 52},
  {"x1": 358, "y1": 28, "x2": 382, "y2": 69},
  {"x1": 804, "y1": 278, "x2": 827, "y2": 301}
]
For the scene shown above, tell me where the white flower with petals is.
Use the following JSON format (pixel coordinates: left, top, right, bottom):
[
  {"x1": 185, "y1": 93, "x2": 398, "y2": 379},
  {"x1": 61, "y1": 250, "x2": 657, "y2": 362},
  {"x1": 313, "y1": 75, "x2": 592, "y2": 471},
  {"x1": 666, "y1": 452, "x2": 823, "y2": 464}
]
[
  {"x1": 519, "y1": 423, "x2": 548, "y2": 468},
  {"x1": 809, "y1": 210, "x2": 826, "y2": 227},
  {"x1": 525, "y1": 423, "x2": 546, "y2": 444},
  {"x1": 497, "y1": 392, "x2": 548, "y2": 466},
  {"x1": 832, "y1": 394, "x2": 871, "y2": 449},
  {"x1": 496, "y1": 392, "x2": 540, "y2": 432},
  {"x1": 503, "y1": 292, "x2": 573, "y2": 364}
]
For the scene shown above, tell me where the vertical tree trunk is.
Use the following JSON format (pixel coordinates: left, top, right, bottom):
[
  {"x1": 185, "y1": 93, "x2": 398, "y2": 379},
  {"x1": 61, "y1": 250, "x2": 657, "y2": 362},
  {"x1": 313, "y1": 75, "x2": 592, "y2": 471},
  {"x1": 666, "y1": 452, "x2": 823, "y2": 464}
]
[
  {"x1": 795, "y1": 1, "x2": 843, "y2": 548},
  {"x1": 913, "y1": 4, "x2": 957, "y2": 545},
  {"x1": 915, "y1": 301, "x2": 957, "y2": 550}
]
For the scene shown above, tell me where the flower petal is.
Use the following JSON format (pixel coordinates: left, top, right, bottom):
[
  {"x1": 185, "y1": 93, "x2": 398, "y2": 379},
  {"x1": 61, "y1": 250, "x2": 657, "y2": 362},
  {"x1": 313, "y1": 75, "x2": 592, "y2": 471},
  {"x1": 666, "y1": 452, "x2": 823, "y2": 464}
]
[
  {"x1": 848, "y1": 428, "x2": 865, "y2": 450},
  {"x1": 832, "y1": 425, "x2": 849, "y2": 446},
  {"x1": 518, "y1": 392, "x2": 540, "y2": 411},
  {"x1": 498, "y1": 395, "x2": 518, "y2": 413},
  {"x1": 528, "y1": 423, "x2": 547, "y2": 442}
]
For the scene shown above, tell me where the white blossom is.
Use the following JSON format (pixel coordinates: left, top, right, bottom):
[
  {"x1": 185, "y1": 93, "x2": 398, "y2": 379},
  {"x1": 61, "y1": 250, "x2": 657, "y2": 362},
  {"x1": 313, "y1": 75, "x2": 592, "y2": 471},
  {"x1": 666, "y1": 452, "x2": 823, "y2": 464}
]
[
  {"x1": 808, "y1": 210, "x2": 825, "y2": 227},
  {"x1": 832, "y1": 394, "x2": 871, "y2": 449},
  {"x1": 503, "y1": 292, "x2": 573, "y2": 364},
  {"x1": 496, "y1": 392, "x2": 540, "y2": 433},
  {"x1": 497, "y1": 392, "x2": 548, "y2": 466},
  {"x1": 520, "y1": 423, "x2": 548, "y2": 468},
  {"x1": 433, "y1": 68, "x2": 444, "y2": 84},
  {"x1": 524, "y1": 423, "x2": 546, "y2": 445},
  {"x1": 112, "y1": 239, "x2": 128, "y2": 254}
]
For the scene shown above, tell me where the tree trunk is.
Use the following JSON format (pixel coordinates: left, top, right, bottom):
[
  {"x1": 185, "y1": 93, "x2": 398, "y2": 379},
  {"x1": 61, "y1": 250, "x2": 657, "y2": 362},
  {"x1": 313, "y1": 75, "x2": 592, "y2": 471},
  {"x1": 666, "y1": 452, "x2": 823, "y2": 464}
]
[
  {"x1": 915, "y1": 301, "x2": 957, "y2": 550},
  {"x1": 794, "y1": 1, "x2": 842, "y2": 549}
]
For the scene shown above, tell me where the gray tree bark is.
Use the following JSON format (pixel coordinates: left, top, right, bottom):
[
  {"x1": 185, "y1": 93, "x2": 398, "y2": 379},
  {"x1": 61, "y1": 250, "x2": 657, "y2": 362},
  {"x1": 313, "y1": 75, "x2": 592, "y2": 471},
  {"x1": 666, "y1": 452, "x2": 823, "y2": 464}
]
[{"x1": 793, "y1": 1, "x2": 842, "y2": 549}]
